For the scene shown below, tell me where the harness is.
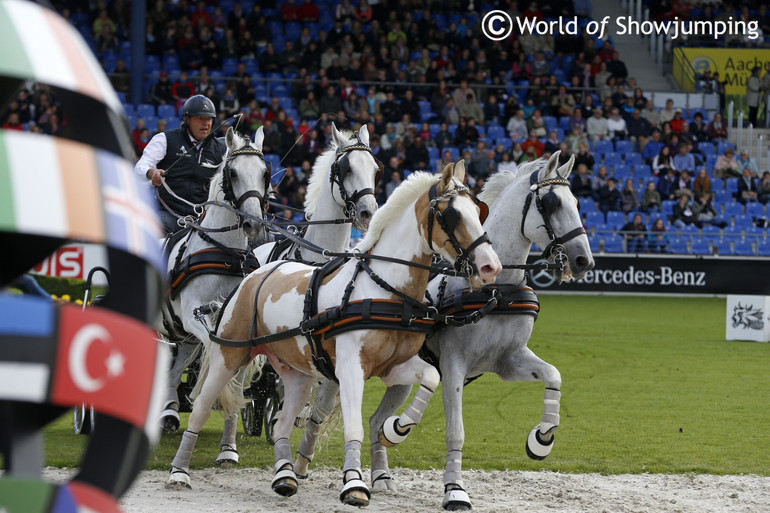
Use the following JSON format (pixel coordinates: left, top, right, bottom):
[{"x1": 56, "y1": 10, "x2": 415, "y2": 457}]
[
  {"x1": 521, "y1": 169, "x2": 586, "y2": 265},
  {"x1": 330, "y1": 136, "x2": 383, "y2": 218},
  {"x1": 206, "y1": 180, "x2": 492, "y2": 382}
]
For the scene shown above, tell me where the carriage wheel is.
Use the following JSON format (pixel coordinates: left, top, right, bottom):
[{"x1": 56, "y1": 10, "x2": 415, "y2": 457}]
[
  {"x1": 241, "y1": 399, "x2": 264, "y2": 437},
  {"x1": 264, "y1": 392, "x2": 281, "y2": 445},
  {"x1": 73, "y1": 404, "x2": 95, "y2": 435}
]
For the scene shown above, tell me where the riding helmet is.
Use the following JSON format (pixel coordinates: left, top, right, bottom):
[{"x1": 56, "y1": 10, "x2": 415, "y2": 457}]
[{"x1": 181, "y1": 95, "x2": 216, "y2": 118}]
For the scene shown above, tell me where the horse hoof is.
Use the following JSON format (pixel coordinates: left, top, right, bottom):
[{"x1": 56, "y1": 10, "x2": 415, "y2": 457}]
[
  {"x1": 160, "y1": 410, "x2": 180, "y2": 433},
  {"x1": 526, "y1": 426, "x2": 555, "y2": 460},
  {"x1": 166, "y1": 467, "x2": 191, "y2": 489},
  {"x1": 378, "y1": 416, "x2": 411, "y2": 447},
  {"x1": 272, "y1": 478, "x2": 298, "y2": 497},
  {"x1": 371, "y1": 470, "x2": 397, "y2": 492},
  {"x1": 443, "y1": 487, "x2": 471, "y2": 511},
  {"x1": 216, "y1": 445, "x2": 239, "y2": 468},
  {"x1": 341, "y1": 490, "x2": 370, "y2": 507}
]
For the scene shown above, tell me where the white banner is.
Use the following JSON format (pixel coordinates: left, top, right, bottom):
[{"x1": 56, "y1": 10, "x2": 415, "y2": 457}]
[{"x1": 726, "y1": 295, "x2": 770, "y2": 342}]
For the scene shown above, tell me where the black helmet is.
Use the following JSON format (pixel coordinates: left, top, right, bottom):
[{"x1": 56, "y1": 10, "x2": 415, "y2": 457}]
[{"x1": 181, "y1": 95, "x2": 216, "y2": 118}]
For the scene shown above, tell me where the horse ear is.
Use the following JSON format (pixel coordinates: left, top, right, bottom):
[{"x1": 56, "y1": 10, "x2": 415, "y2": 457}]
[
  {"x1": 253, "y1": 126, "x2": 265, "y2": 149},
  {"x1": 330, "y1": 122, "x2": 344, "y2": 146},
  {"x1": 358, "y1": 124, "x2": 370, "y2": 146},
  {"x1": 557, "y1": 153, "x2": 575, "y2": 179},
  {"x1": 540, "y1": 151, "x2": 560, "y2": 180},
  {"x1": 438, "y1": 161, "x2": 455, "y2": 193},
  {"x1": 453, "y1": 158, "x2": 466, "y2": 183},
  {"x1": 225, "y1": 126, "x2": 235, "y2": 148}
]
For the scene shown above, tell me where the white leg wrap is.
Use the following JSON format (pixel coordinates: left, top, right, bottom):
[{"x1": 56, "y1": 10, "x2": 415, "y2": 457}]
[
  {"x1": 216, "y1": 443, "x2": 239, "y2": 466},
  {"x1": 443, "y1": 450, "x2": 464, "y2": 488},
  {"x1": 171, "y1": 430, "x2": 198, "y2": 470},
  {"x1": 272, "y1": 439, "x2": 298, "y2": 497},
  {"x1": 401, "y1": 384, "x2": 433, "y2": 427},
  {"x1": 343, "y1": 439, "x2": 362, "y2": 473},
  {"x1": 542, "y1": 388, "x2": 561, "y2": 427},
  {"x1": 295, "y1": 418, "x2": 322, "y2": 474},
  {"x1": 222, "y1": 413, "x2": 238, "y2": 446}
]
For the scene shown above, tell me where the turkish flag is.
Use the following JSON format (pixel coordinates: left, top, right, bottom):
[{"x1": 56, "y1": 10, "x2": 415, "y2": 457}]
[{"x1": 51, "y1": 304, "x2": 160, "y2": 430}]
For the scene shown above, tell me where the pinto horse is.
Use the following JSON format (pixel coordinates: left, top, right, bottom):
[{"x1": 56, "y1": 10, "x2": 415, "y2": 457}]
[
  {"x1": 167, "y1": 161, "x2": 502, "y2": 506},
  {"x1": 293, "y1": 152, "x2": 595, "y2": 510}
]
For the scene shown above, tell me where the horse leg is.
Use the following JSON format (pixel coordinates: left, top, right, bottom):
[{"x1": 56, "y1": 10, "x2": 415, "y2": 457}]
[
  {"x1": 438, "y1": 352, "x2": 472, "y2": 511},
  {"x1": 270, "y1": 364, "x2": 315, "y2": 498},
  {"x1": 505, "y1": 347, "x2": 562, "y2": 460},
  {"x1": 294, "y1": 379, "x2": 339, "y2": 479},
  {"x1": 161, "y1": 340, "x2": 201, "y2": 433},
  {"x1": 215, "y1": 365, "x2": 252, "y2": 468},
  {"x1": 377, "y1": 356, "x2": 440, "y2": 449},
  {"x1": 335, "y1": 347, "x2": 371, "y2": 506},
  {"x1": 368, "y1": 384, "x2": 412, "y2": 492},
  {"x1": 167, "y1": 349, "x2": 238, "y2": 489}
]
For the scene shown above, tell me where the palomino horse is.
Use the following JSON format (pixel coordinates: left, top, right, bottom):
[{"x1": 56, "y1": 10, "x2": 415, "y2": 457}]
[
  {"x1": 254, "y1": 123, "x2": 380, "y2": 265},
  {"x1": 293, "y1": 152, "x2": 595, "y2": 510},
  {"x1": 159, "y1": 127, "x2": 270, "y2": 466},
  {"x1": 167, "y1": 162, "x2": 502, "y2": 506}
]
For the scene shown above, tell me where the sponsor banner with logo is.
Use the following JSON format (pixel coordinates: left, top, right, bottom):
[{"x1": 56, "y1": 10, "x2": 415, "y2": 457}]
[
  {"x1": 725, "y1": 295, "x2": 770, "y2": 342},
  {"x1": 29, "y1": 242, "x2": 109, "y2": 285},
  {"x1": 675, "y1": 48, "x2": 770, "y2": 95},
  {"x1": 526, "y1": 254, "x2": 770, "y2": 295}
]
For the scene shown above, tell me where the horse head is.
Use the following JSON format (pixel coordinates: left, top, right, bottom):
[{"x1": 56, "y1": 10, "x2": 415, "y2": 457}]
[
  {"x1": 427, "y1": 160, "x2": 501, "y2": 289},
  {"x1": 222, "y1": 126, "x2": 271, "y2": 238},
  {"x1": 329, "y1": 122, "x2": 380, "y2": 230},
  {"x1": 525, "y1": 151, "x2": 594, "y2": 282}
]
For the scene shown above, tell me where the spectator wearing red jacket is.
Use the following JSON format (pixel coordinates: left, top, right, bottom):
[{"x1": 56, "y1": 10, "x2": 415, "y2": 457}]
[
  {"x1": 298, "y1": 0, "x2": 320, "y2": 22},
  {"x1": 281, "y1": 0, "x2": 300, "y2": 21},
  {"x1": 172, "y1": 71, "x2": 196, "y2": 110},
  {"x1": 521, "y1": 130, "x2": 545, "y2": 157}
]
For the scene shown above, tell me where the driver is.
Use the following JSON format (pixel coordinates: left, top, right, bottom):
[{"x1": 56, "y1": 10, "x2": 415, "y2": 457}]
[{"x1": 135, "y1": 94, "x2": 227, "y2": 234}]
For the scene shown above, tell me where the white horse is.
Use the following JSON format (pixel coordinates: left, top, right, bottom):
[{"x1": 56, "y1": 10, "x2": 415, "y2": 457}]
[
  {"x1": 158, "y1": 127, "x2": 270, "y2": 466},
  {"x1": 254, "y1": 123, "x2": 380, "y2": 266},
  {"x1": 167, "y1": 162, "x2": 502, "y2": 506},
  {"x1": 293, "y1": 152, "x2": 595, "y2": 510}
]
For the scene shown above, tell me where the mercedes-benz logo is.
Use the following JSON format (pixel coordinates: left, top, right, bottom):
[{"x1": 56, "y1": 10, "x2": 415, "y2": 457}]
[{"x1": 529, "y1": 259, "x2": 556, "y2": 288}]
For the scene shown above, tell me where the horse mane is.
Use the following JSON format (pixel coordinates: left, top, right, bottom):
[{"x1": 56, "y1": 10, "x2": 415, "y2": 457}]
[
  {"x1": 207, "y1": 172, "x2": 224, "y2": 202},
  {"x1": 478, "y1": 157, "x2": 548, "y2": 208},
  {"x1": 304, "y1": 130, "x2": 355, "y2": 214},
  {"x1": 355, "y1": 171, "x2": 437, "y2": 252}
]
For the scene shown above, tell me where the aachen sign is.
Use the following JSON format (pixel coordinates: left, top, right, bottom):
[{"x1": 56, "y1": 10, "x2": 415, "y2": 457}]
[{"x1": 526, "y1": 254, "x2": 770, "y2": 295}]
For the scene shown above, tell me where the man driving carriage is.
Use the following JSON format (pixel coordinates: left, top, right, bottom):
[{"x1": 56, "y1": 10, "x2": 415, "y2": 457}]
[{"x1": 135, "y1": 94, "x2": 227, "y2": 234}]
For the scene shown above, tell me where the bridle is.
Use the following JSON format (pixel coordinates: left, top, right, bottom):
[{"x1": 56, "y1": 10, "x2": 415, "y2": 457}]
[
  {"x1": 520, "y1": 169, "x2": 586, "y2": 266},
  {"x1": 330, "y1": 134, "x2": 383, "y2": 218},
  {"x1": 221, "y1": 144, "x2": 272, "y2": 215},
  {"x1": 427, "y1": 181, "x2": 490, "y2": 277}
]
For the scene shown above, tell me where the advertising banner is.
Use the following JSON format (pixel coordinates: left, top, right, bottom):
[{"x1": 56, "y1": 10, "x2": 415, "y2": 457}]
[
  {"x1": 725, "y1": 295, "x2": 770, "y2": 342},
  {"x1": 526, "y1": 254, "x2": 770, "y2": 295},
  {"x1": 676, "y1": 48, "x2": 770, "y2": 95}
]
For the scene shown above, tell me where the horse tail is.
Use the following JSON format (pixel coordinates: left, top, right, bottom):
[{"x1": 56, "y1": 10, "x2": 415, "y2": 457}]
[{"x1": 190, "y1": 298, "x2": 266, "y2": 417}]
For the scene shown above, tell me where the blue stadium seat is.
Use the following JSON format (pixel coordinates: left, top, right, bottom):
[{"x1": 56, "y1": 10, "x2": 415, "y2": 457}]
[
  {"x1": 542, "y1": 116, "x2": 557, "y2": 132},
  {"x1": 669, "y1": 238, "x2": 690, "y2": 254},
  {"x1": 627, "y1": 211, "x2": 646, "y2": 224},
  {"x1": 222, "y1": 58, "x2": 238, "y2": 78},
  {"x1": 725, "y1": 178, "x2": 739, "y2": 193},
  {"x1": 604, "y1": 152, "x2": 622, "y2": 168},
  {"x1": 698, "y1": 142, "x2": 715, "y2": 156},
  {"x1": 578, "y1": 197, "x2": 595, "y2": 215},
  {"x1": 734, "y1": 214, "x2": 753, "y2": 229},
  {"x1": 661, "y1": 200, "x2": 676, "y2": 216},
  {"x1": 603, "y1": 235, "x2": 624, "y2": 253},
  {"x1": 633, "y1": 165, "x2": 652, "y2": 180},
  {"x1": 594, "y1": 139, "x2": 613, "y2": 155},
  {"x1": 157, "y1": 104, "x2": 176, "y2": 119},
  {"x1": 588, "y1": 235, "x2": 601, "y2": 252},
  {"x1": 679, "y1": 224, "x2": 699, "y2": 240},
  {"x1": 758, "y1": 240, "x2": 770, "y2": 256},
  {"x1": 691, "y1": 238, "x2": 711, "y2": 255},
  {"x1": 445, "y1": 146, "x2": 460, "y2": 160},
  {"x1": 701, "y1": 224, "x2": 720, "y2": 242},
  {"x1": 714, "y1": 238, "x2": 733, "y2": 255},
  {"x1": 715, "y1": 189, "x2": 732, "y2": 204},
  {"x1": 165, "y1": 117, "x2": 180, "y2": 130},
  {"x1": 649, "y1": 211, "x2": 667, "y2": 226},
  {"x1": 559, "y1": 116, "x2": 571, "y2": 130},
  {"x1": 746, "y1": 202, "x2": 765, "y2": 219},
  {"x1": 724, "y1": 201, "x2": 744, "y2": 218},
  {"x1": 717, "y1": 142, "x2": 735, "y2": 154},
  {"x1": 606, "y1": 211, "x2": 625, "y2": 228},
  {"x1": 744, "y1": 226, "x2": 765, "y2": 241},
  {"x1": 428, "y1": 147, "x2": 439, "y2": 160},
  {"x1": 625, "y1": 152, "x2": 642, "y2": 166},
  {"x1": 711, "y1": 179, "x2": 724, "y2": 192},
  {"x1": 613, "y1": 140, "x2": 631, "y2": 154},
  {"x1": 487, "y1": 125, "x2": 505, "y2": 143},
  {"x1": 733, "y1": 239, "x2": 755, "y2": 256},
  {"x1": 613, "y1": 164, "x2": 632, "y2": 180},
  {"x1": 586, "y1": 211, "x2": 605, "y2": 227},
  {"x1": 136, "y1": 103, "x2": 155, "y2": 119}
]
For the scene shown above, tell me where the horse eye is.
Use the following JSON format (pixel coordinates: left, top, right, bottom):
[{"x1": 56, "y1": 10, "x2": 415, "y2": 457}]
[{"x1": 230, "y1": 171, "x2": 238, "y2": 181}]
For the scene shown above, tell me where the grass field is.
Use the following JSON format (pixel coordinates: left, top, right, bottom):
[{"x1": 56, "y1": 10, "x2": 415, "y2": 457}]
[{"x1": 42, "y1": 295, "x2": 770, "y2": 476}]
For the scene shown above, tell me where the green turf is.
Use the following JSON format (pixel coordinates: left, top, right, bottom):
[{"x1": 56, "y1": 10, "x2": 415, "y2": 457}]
[{"x1": 41, "y1": 295, "x2": 770, "y2": 475}]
